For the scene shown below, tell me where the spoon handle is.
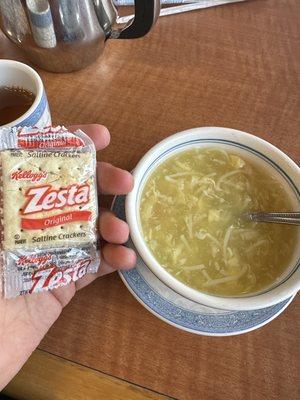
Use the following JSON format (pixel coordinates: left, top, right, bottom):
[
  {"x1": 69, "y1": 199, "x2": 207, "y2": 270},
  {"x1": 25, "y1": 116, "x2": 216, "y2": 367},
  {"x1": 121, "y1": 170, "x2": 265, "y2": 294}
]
[{"x1": 247, "y1": 212, "x2": 300, "y2": 226}]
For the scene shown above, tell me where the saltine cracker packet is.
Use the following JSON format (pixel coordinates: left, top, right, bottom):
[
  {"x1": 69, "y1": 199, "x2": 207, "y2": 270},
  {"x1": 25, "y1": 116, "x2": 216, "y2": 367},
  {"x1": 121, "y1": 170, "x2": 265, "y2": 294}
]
[{"x1": 0, "y1": 126, "x2": 100, "y2": 298}]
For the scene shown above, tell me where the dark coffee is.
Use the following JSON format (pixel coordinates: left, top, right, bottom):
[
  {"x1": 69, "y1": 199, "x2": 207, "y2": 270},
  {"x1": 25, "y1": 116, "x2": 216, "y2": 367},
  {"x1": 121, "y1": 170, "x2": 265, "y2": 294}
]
[{"x1": 0, "y1": 86, "x2": 35, "y2": 126}]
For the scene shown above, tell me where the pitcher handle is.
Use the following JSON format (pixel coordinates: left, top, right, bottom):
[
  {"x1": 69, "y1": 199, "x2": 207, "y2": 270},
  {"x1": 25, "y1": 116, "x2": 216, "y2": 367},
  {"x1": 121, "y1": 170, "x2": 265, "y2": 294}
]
[{"x1": 111, "y1": 0, "x2": 160, "y2": 39}]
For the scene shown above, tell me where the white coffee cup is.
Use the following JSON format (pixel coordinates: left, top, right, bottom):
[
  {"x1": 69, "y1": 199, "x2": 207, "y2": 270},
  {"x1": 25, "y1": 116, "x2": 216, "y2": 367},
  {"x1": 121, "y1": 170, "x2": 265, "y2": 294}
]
[{"x1": 0, "y1": 59, "x2": 51, "y2": 128}]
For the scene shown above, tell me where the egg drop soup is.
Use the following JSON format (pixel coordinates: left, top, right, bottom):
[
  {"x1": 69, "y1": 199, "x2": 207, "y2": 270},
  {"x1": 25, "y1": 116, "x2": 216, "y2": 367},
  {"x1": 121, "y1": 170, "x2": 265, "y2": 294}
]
[{"x1": 140, "y1": 148, "x2": 297, "y2": 296}]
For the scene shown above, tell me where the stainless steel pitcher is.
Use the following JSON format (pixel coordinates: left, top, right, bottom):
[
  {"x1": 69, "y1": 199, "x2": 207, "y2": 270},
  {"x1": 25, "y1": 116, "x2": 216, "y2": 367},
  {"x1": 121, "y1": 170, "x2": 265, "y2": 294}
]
[{"x1": 0, "y1": 0, "x2": 160, "y2": 72}]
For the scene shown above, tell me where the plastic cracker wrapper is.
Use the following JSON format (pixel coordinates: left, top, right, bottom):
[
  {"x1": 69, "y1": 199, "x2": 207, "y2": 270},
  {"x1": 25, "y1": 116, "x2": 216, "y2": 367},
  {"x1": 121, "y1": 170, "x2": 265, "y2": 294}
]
[{"x1": 0, "y1": 126, "x2": 100, "y2": 298}]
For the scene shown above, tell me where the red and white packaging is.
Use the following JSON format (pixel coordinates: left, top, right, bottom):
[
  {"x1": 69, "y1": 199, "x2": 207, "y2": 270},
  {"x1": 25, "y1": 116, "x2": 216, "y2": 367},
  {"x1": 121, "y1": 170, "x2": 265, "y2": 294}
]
[{"x1": 0, "y1": 126, "x2": 100, "y2": 298}]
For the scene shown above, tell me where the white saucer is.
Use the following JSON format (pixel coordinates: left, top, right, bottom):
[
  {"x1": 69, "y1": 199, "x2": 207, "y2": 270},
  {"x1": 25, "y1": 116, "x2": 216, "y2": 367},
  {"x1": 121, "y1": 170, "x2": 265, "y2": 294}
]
[{"x1": 113, "y1": 196, "x2": 295, "y2": 336}]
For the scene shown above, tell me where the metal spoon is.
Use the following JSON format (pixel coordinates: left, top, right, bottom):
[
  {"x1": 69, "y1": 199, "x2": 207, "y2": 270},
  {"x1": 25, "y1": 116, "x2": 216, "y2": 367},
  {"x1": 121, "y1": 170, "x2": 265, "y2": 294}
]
[{"x1": 245, "y1": 212, "x2": 300, "y2": 226}]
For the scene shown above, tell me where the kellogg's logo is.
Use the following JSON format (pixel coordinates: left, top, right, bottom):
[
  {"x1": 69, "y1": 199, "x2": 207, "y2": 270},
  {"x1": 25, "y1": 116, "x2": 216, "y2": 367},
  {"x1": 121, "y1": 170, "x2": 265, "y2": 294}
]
[
  {"x1": 17, "y1": 254, "x2": 52, "y2": 267},
  {"x1": 11, "y1": 169, "x2": 48, "y2": 183}
]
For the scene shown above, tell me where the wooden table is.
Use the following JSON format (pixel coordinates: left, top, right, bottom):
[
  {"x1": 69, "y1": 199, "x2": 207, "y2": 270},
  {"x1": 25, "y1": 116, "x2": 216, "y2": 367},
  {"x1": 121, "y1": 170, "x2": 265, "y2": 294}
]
[{"x1": 1, "y1": 0, "x2": 300, "y2": 399}]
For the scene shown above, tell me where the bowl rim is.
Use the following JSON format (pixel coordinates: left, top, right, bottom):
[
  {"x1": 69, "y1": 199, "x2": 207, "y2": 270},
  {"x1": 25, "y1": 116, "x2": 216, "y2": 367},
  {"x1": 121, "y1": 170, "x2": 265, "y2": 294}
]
[{"x1": 126, "y1": 127, "x2": 300, "y2": 310}]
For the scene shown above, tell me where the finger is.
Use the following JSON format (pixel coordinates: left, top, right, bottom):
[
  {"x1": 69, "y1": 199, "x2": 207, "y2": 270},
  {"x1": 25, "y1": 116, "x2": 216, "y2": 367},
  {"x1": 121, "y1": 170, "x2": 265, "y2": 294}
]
[
  {"x1": 69, "y1": 124, "x2": 110, "y2": 151},
  {"x1": 97, "y1": 260, "x2": 119, "y2": 277},
  {"x1": 75, "y1": 256, "x2": 135, "y2": 291},
  {"x1": 51, "y1": 283, "x2": 76, "y2": 307},
  {"x1": 98, "y1": 162, "x2": 134, "y2": 195},
  {"x1": 99, "y1": 211, "x2": 129, "y2": 244},
  {"x1": 102, "y1": 244, "x2": 136, "y2": 269},
  {"x1": 75, "y1": 260, "x2": 117, "y2": 291}
]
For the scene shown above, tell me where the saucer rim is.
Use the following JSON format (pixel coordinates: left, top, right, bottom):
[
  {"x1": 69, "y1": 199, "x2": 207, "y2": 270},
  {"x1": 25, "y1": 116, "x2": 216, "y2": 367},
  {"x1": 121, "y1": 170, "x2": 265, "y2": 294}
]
[
  {"x1": 113, "y1": 195, "x2": 295, "y2": 336},
  {"x1": 118, "y1": 269, "x2": 295, "y2": 337}
]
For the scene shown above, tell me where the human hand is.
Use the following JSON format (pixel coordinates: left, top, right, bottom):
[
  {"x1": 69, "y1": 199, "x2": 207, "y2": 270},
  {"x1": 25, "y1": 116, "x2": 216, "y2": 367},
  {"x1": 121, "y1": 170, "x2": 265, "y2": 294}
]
[{"x1": 0, "y1": 124, "x2": 136, "y2": 389}]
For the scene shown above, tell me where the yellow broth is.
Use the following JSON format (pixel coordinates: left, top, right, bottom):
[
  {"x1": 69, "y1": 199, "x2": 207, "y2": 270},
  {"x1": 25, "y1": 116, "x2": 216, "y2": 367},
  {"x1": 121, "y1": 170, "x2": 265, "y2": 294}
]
[{"x1": 139, "y1": 148, "x2": 297, "y2": 296}]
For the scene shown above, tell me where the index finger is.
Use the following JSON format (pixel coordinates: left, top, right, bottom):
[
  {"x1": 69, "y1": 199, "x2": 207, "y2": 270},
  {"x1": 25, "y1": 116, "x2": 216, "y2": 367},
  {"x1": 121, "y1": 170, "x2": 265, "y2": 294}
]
[{"x1": 69, "y1": 124, "x2": 110, "y2": 151}]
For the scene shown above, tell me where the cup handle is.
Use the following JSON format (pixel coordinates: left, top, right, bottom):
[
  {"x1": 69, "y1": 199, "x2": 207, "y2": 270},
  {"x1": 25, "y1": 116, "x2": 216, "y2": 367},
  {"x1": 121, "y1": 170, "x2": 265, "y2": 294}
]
[{"x1": 111, "y1": 0, "x2": 160, "y2": 39}]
